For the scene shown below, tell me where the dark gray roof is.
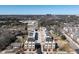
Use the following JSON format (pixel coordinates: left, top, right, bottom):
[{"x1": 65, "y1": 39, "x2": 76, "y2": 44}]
[
  {"x1": 29, "y1": 33, "x2": 33, "y2": 36},
  {"x1": 46, "y1": 37, "x2": 52, "y2": 41},
  {"x1": 75, "y1": 49, "x2": 79, "y2": 54},
  {"x1": 28, "y1": 38, "x2": 35, "y2": 41}
]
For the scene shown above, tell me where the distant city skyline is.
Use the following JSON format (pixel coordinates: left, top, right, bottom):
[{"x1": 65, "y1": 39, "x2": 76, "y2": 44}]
[{"x1": 0, "y1": 5, "x2": 79, "y2": 15}]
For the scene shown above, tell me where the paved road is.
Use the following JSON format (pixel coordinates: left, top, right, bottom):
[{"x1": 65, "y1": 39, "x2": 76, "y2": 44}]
[{"x1": 62, "y1": 31, "x2": 79, "y2": 49}]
